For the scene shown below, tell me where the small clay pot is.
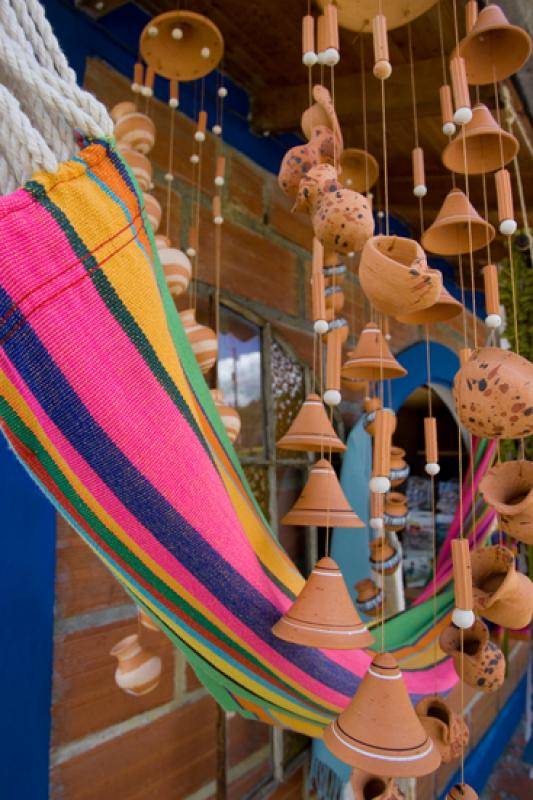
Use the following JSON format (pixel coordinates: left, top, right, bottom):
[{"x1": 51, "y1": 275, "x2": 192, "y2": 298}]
[
  {"x1": 179, "y1": 308, "x2": 218, "y2": 374},
  {"x1": 384, "y1": 492, "x2": 408, "y2": 531},
  {"x1": 369, "y1": 536, "x2": 401, "y2": 576},
  {"x1": 138, "y1": 607, "x2": 159, "y2": 632},
  {"x1": 453, "y1": 347, "x2": 533, "y2": 440},
  {"x1": 110, "y1": 633, "x2": 162, "y2": 696},
  {"x1": 447, "y1": 784, "x2": 478, "y2": 800},
  {"x1": 323, "y1": 263, "x2": 347, "y2": 288},
  {"x1": 116, "y1": 143, "x2": 153, "y2": 190},
  {"x1": 350, "y1": 770, "x2": 405, "y2": 800},
  {"x1": 480, "y1": 460, "x2": 533, "y2": 544},
  {"x1": 278, "y1": 125, "x2": 335, "y2": 199},
  {"x1": 439, "y1": 618, "x2": 505, "y2": 693},
  {"x1": 325, "y1": 285, "x2": 345, "y2": 315},
  {"x1": 158, "y1": 245, "x2": 192, "y2": 298},
  {"x1": 355, "y1": 578, "x2": 383, "y2": 618},
  {"x1": 359, "y1": 236, "x2": 442, "y2": 317},
  {"x1": 339, "y1": 148, "x2": 379, "y2": 193},
  {"x1": 112, "y1": 101, "x2": 156, "y2": 154},
  {"x1": 471, "y1": 545, "x2": 533, "y2": 628},
  {"x1": 143, "y1": 192, "x2": 162, "y2": 233},
  {"x1": 389, "y1": 447, "x2": 409, "y2": 487},
  {"x1": 210, "y1": 388, "x2": 241, "y2": 443},
  {"x1": 415, "y1": 695, "x2": 469, "y2": 764}
]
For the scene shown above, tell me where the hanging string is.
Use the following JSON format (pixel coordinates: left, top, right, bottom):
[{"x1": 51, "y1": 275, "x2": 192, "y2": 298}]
[
  {"x1": 437, "y1": 0, "x2": 448, "y2": 85},
  {"x1": 407, "y1": 22, "x2": 425, "y2": 236},
  {"x1": 425, "y1": 326, "x2": 438, "y2": 694},
  {"x1": 359, "y1": 36, "x2": 370, "y2": 195},
  {"x1": 458, "y1": 255, "x2": 469, "y2": 348},
  {"x1": 380, "y1": 79, "x2": 390, "y2": 237},
  {"x1": 164, "y1": 105, "x2": 176, "y2": 239}
]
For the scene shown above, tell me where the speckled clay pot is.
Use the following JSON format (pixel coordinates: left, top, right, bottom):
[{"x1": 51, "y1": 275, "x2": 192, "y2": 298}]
[
  {"x1": 293, "y1": 163, "x2": 374, "y2": 256},
  {"x1": 350, "y1": 770, "x2": 405, "y2": 800},
  {"x1": 278, "y1": 126, "x2": 335, "y2": 199},
  {"x1": 453, "y1": 347, "x2": 533, "y2": 439},
  {"x1": 415, "y1": 696, "x2": 469, "y2": 764},
  {"x1": 439, "y1": 619, "x2": 505, "y2": 693},
  {"x1": 110, "y1": 633, "x2": 162, "y2": 696},
  {"x1": 480, "y1": 460, "x2": 533, "y2": 544},
  {"x1": 359, "y1": 235, "x2": 442, "y2": 317},
  {"x1": 301, "y1": 85, "x2": 343, "y2": 150},
  {"x1": 470, "y1": 544, "x2": 533, "y2": 628},
  {"x1": 210, "y1": 389, "x2": 241, "y2": 443}
]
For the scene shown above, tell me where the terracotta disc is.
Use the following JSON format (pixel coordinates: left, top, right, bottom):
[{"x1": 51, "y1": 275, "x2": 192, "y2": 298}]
[
  {"x1": 316, "y1": 0, "x2": 438, "y2": 32},
  {"x1": 140, "y1": 11, "x2": 224, "y2": 82}
]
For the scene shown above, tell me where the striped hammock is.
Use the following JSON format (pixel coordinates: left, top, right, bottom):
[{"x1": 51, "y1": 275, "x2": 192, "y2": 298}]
[{"x1": 0, "y1": 139, "x2": 495, "y2": 737}]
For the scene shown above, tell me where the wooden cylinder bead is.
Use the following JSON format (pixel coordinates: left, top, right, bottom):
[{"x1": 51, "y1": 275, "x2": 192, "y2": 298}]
[
  {"x1": 459, "y1": 347, "x2": 472, "y2": 367},
  {"x1": 483, "y1": 263, "x2": 502, "y2": 328},
  {"x1": 325, "y1": 324, "x2": 344, "y2": 405},
  {"x1": 372, "y1": 15, "x2": 391, "y2": 80},
  {"x1": 312, "y1": 237, "x2": 324, "y2": 275},
  {"x1": 424, "y1": 416, "x2": 440, "y2": 476},
  {"x1": 323, "y1": 3, "x2": 340, "y2": 65},
  {"x1": 187, "y1": 224, "x2": 199, "y2": 257},
  {"x1": 412, "y1": 146, "x2": 427, "y2": 198},
  {"x1": 465, "y1": 0, "x2": 478, "y2": 34},
  {"x1": 317, "y1": 15, "x2": 326, "y2": 63},
  {"x1": 370, "y1": 491, "x2": 384, "y2": 519},
  {"x1": 371, "y1": 409, "x2": 395, "y2": 493},
  {"x1": 440, "y1": 84, "x2": 456, "y2": 137},
  {"x1": 169, "y1": 79, "x2": 179, "y2": 108},
  {"x1": 302, "y1": 15, "x2": 317, "y2": 67},
  {"x1": 143, "y1": 65, "x2": 155, "y2": 97},
  {"x1": 132, "y1": 62, "x2": 144, "y2": 92},
  {"x1": 212, "y1": 195, "x2": 223, "y2": 225},
  {"x1": 312, "y1": 271, "x2": 327, "y2": 324},
  {"x1": 451, "y1": 539, "x2": 474, "y2": 628},
  {"x1": 450, "y1": 56, "x2": 472, "y2": 125},
  {"x1": 495, "y1": 168, "x2": 516, "y2": 236},
  {"x1": 195, "y1": 110, "x2": 207, "y2": 142},
  {"x1": 214, "y1": 156, "x2": 225, "y2": 187}
]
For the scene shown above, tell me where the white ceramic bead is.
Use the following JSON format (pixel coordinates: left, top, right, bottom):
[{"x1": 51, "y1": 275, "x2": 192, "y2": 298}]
[
  {"x1": 425, "y1": 463, "x2": 441, "y2": 476},
  {"x1": 324, "y1": 389, "x2": 341, "y2": 407},
  {"x1": 452, "y1": 608, "x2": 475, "y2": 629},
  {"x1": 302, "y1": 51, "x2": 318, "y2": 67},
  {"x1": 313, "y1": 319, "x2": 329, "y2": 335},
  {"x1": 369, "y1": 476, "x2": 391, "y2": 494},
  {"x1": 500, "y1": 219, "x2": 517, "y2": 236},
  {"x1": 413, "y1": 184, "x2": 427, "y2": 198},
  {"x1": 453, "y1": 107, "x2": 473, "y2": 125},
  {"x1": 485, "y1": 313, "x2": 502, "y2": 329}
]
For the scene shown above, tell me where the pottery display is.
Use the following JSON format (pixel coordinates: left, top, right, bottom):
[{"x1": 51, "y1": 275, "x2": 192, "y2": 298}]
[
  {"x1": 480, "y1": 460, "x2": 533, "y2": 544},
  {"x1": 112, "y1": 101, "x2": 156, "y2": 154},
  {"x1": 138, "y1": 607, "x2": 159, "y2": 631},
  {"x1": 363, "y1": 396, "x2": 383, "y2": 437},
  {"x1": 442, "y1": 104, "x2": 519, "y2": 175},
  {"x1": 158, "y1": 244, "x2": 192, "y2": 298},
  {"x1": 439, "y1": 618, "x2": 505, "y2": 693},
  {"x1": 110, "y1": 633, "x2": 162, "y2": 696},
  {"x1": 325, "y1": 285, "x2": 345, "y2": 316},
  {"x1": 293, "y1": 163, "x2": 374, "y2": 256},
  {"x1": 415, "y1": 695, "x2": 469, "y2": 763},
  {"x1": 447, "y1": 785, "x2": 478, "y2": 800},
  {"x1": 301, "y1": 85, "x2": 343, "y2": 151},
  {"x1": 359, "y1": 236, "x2": 442, "y2": 317},
  {"x1": 342, "y1": 323, "x2": 407, "y2": 381},
  {"x1": 396, "y1": 285, "x2": 463, "y2": 325},
  {"x1": 454, "y1": 5, "x2": 532, "y2": 85},
  {"x1": 421, "y1": 189, "x2": 495, "y2": 256},
  {"x1": 323, "y1": 652, "x2": 441, "y2": 777},
  {"x1": 276, "y1": 393, "x2": 346, "y2": 452},
  {"x1": 350, "y1": 770, "x2": 405, "y2": 800},
  {"x1": 451, "y1": 538, "x2": 475, "y2": 630},
  {"x1": 470, "y1": 544, "x2": 533, "y2": 629},
  {"x1": 116, "y1": 143, "x2": 153, "y2": 190},
  {"x1": 389, "y1": 447, "x2": 409, "y2": 487},
  {"x1": 355, "y1": 578, "x2": 383, "y2": 618},
  {"x1": 281, "y1": 459, "x2": 364, "y2": 528},
  {"x1": 278, "y1": 125, "x2": 336, "y2": 199},
  {"x1": 143, "y1": 192, "x2": 162, "y2": 233},
  {"x1": 371, "y1": 409, "x2": 396, "y2": 493},
  {"x1": 339, "y1": 148, "x2": 379, "y2": 193},
  {"x1": 210, "y1": 388, "x2": 241, "y2": 443},
  {"x1": 453, "y1": 347, "x2": 533, "y2": 439},
  {"x1": 384, "y1": 492, "x2": 408, "y2": 532},
  {"x1": 369, "y1": 536, "x2": 401, "y2": 576},
  {"x1": 272, "y1": 556, "x2": 373, "y2": 649},
  {"x1": 323, "y1": 263, "x2": 346, "y2": 288},
  {"x1": 179, "y1": 308, "x2": 218, "y2": 374}
]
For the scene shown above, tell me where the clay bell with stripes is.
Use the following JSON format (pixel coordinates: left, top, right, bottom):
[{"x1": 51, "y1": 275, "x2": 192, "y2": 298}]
[
  {"x1": 272, "y1": 557, "x2": 373, "y2": 649},
  {"x1": 324, "y1": 653, "x2": 441, "y2": 777},
  {"x1": 276, "y1": 393, "x2": 346, "y2": 452},
  {"x1": 281, "y1": 459, "x2": 363, "y2": 527},
  {"x1": 342, "y1": 323, "x2": 407, "y2": 382}
]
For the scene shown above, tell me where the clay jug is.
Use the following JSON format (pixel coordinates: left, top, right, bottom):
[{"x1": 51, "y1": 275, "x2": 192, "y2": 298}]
[
  {"x1": 179, "y1": 308, "x2": 218, "y2": 374},
  {"x1": 395, "y1": 286, "x2": 463, "y2": 325},
  {"x1": 112, "y1": 101, "x2": 156, "y2": 154},
  {"x1": 442, "y1": 104, "x2": 518, "y2": 175},
  {"x1": 359, "y1": 236, "x2": 442, "y2": 317},
  {"x1": 447, "y1": 784, "x2": 478, "y2": 800},
  {"x1": 116, "y1": 142, "x2": 153, "y2": 190},
  {"x1": 480, "y1": 460, "x2": 533, "y2": 544},
  {"x1": 384, "y1": 492, "x2": 408, "y2": 531},
  {"x1": 272, "y1": 556, "x2": 373, "y2": 649},
  {"x1": 340, "y1": 148, "x2": 379, "y2": 193},
  {"x1": 342, "y1": 323, "x2": 407, "y2": 381},
  {"x1": 323, "y1": 652, "x2": 441, "y2": 777},
  {"x1": 278, "y1": 125, "x2": 335, "y2": 199},
  {"x1": 355, "y1": 578, "x2": 383, "y2": 618},
  {"x1": 369, "y1": 536, "x2": 401, "y2": 576},
  {"x1": 350, "y1": 770, "x2": 405, "y2": 800},
  {"x1": 453, "y1": 347, "x2": 533, "y2": 440},
  {"x1": 158, "y1": 244, "x2": 192, "y2": 298},
  {"x1": 210, "y1": 388, "x2": 241, "y2": 443},
  {"x1": 390, "y1": 447, "x2": 409, "y2": 487},
  {"x1": 110, "y1": 633, "x2": 162, "y2": 696},
  {"x1": 439, "y1": 618, "x2": 505, "y2": 693},
  {"x1": 421, "y1": 189, "x2": 494, "y2": 256},
  {"x1": 323, "y1": 263, "x2": 347, "y2": 289},
  {"x1": 471, "y1": 545, "x2": 533, "y2": 628},
  {"x1": 301, "y1": 85, "x2": 343, "y2": 151},
  {"x1": 415, "y1": 696, "x2": 469, "y2": 763},
  {"x1": 281, "y1": 459, "x2": 364, "y2": 528},
  {"x1": 276, "y1": 393, "x2": 346, "y2": 452}
]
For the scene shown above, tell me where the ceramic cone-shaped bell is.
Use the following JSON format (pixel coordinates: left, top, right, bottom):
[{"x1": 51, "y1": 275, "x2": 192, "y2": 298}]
[
  {"x1": 455, "y1": 5, "x2": 532, "y2": 85},
  {"x1": 395, "y1": 286, "x2": 463, "y2": 325},
  {"x1": 277, "y1": 393, "x2": 346, "y2": 452},
  {"x1": 272, "y1": 556, "x2": 373, "y2": 649},
  {"x1": 342, "y1": 323, "x2": 407, "y2": 381},
  {"x1": 421, "y1": 189, "x2": 494, "y2": 256},
  {"x1": 442, "y1": 104, "x2": 519, "y2": 175},
  {"x1": 324, "y1": 652, "x2": 441, "y2": 777},
  {"x1": 340, "y1": 148, "x2": 379, "y2": 193},
  {"x1": 282, "y1": 459, "x2": 364, "y2": 528}
]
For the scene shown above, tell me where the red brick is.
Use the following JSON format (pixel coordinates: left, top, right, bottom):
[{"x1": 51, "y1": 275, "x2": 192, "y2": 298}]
[
  {"x1": 272, "y1": 322, "x2": 314, "y2": 368},
  {"x1": 52, "y1": 619, "x2": 175, "y2": 745},
  {"x1": 229, "y1": 156, "x2": 264, "y2": 219},
  {"x1": 51, "y1": 697, "x2": 218, "y2": 800},
  {"x1": 269, "y1": 767, "x2": 306, "y2": 799},
  {"x1": 185, "y1": 662, "x2": 204, "y2": 694},
  {"x1": 228, "y1": 715, "x2": 270, "y2": 768},
  {"x1": 228, "y1": 758, "x2": 272, "y2": 799},
  {"x1": 269, "y1": 180, "x2": 313, "y2": 250}
]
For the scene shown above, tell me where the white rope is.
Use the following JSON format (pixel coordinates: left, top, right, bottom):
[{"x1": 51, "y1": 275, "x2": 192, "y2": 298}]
[
  {"x1": 0, "y1": 84, "x2": 58, "y2": 180},
  {"x1": 0, "y1": 155, "x2": 18, "y2": 195},
  {"x1": 9, "y1": 0, "x2": 76, "y2": 84}
]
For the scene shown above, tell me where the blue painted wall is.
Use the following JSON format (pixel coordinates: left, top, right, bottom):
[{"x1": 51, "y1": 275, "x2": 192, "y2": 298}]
[
  {"x1": 0, "y1": 436, "x2": 56, "y2": 799},
  {"x1": 392, "y1": 339, "x2": 460, "y2": 409}
]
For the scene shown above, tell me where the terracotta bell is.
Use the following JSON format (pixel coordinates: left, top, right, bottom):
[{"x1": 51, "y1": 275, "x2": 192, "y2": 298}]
[
  {"x1": 355, "y1": 578, "x2": 383, "y2": 618},
  {"x1": 453, "y1": 347, "x2": 533, "y2": 440},
  {"x1": 158, "y1": 244, "x2": 192, "y2": 298},
  {"x1": 421, "y1": 189, "x2": 494, "y2": 256},
  {"x1": 350, "y1": 770, "x2": 405, "y2": 800},
  {"x1": 341, "y1": 323, "x2": 407, "y2": 381},
  {"x1": 179, "y1": 308, "x2": 218, "y2": 374},
  {"x1": 369, "y1": 536, "x2": 401, "y2": 576},
  {"x1": 116, "y1": 143, "x2": 153, "y2": 190},
  {"x1": 112, "y1": 101, "x2": 156, "y2": 155},
  {"x1": 281, "y1": 459, "x2": 364, "y2": 528},
  {"x1": 272, "y1": 556, "x2": 373, "y2": 649},
  {"x1": 454, "y1": 5, "x2": 532, "y2": 85},
  {"x1": 339, "y1": 148, "x2": 379, "y2": 193},
  {"x1": 276, "y1": 393, "x2": 346, "y2": 452},
  {"x1": 384, "y1": 493, "x2": 408, "y2": 532},
  {"x1": 442, "y1": 104, "x2": 519, "y2": 175},
  {"x1": 471, "y1": 544, "x2": 533, "y2": 629},
  {"x1": 439, "y1": 618, "x2": 505, "y2": 693},
  {"x1": 110, "y1": 633, "x2": 162, "y2": 696},
  {"x1": 395, "y1": 285, "x2": 463, "y2": 325},
  {"x1": 359, "y1": 236, "x2": 442, "y2": 317},
  {"x1": 447, "y1": 784, "x2": 479, "y2": 800},
  {"x1": 480, "y1": 460, "x2": 533, "y2": 544},
  {"x1": 415, "y1": 696, "x2": 469, "y2": 764},
  {"x1": 390, "y1": 447, "x2": 409, "y2": 487},
  {"x1": 323, "y1": 652, "x2": 442, "y2": 777},
  {"x1": 210, "y1": 389, "x2": 241, "y2": 443}
]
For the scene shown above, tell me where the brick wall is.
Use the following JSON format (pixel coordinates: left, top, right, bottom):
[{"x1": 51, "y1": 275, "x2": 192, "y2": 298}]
[{"x1": 49, "y1": 58, "x2": 486, "y2": 799}]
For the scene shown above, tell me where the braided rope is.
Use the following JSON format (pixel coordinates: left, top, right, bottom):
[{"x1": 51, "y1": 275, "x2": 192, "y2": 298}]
[
  {"x1": 9, "y1": 0, "x2": 76, "y2": 83},
  {"x1": 0, "y1": 154, "x2": 18, "y2": 195},
  {"x1": 0, "y1": 84, "x2": 58, "y2": 180}
]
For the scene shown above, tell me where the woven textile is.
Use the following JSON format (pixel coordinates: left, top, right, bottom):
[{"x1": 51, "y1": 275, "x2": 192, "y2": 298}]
[{"x1": 0, "y1": 140, "x2": 483, "y2": 736}]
